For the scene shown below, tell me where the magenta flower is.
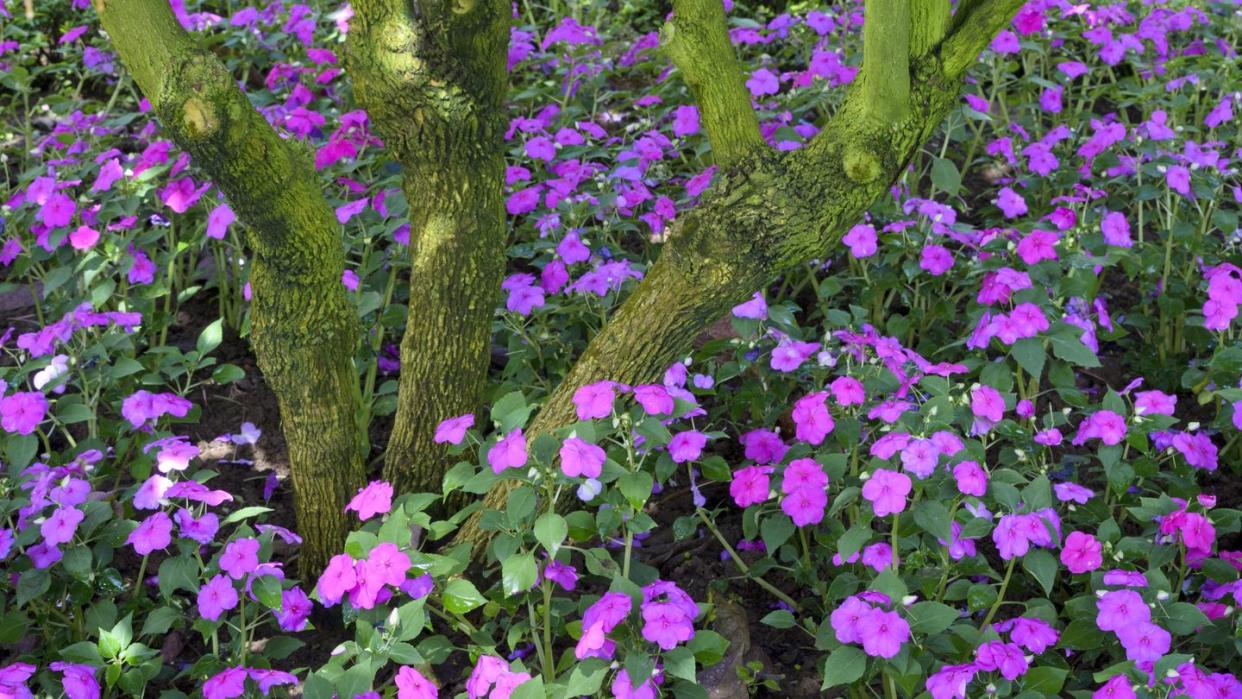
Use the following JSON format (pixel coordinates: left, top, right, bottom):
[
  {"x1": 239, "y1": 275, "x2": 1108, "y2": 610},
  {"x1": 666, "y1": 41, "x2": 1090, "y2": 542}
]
[
  {"x1": 668, "y1": 430, "x2": 707, "y2": 463},
  {"x1": 248, "y1": 669, "x2": 297, "y2": 695},
  {"x1": 1093, "y1": 675, "x2": 1136, "y2": 699},
  {"x1": 925, "y1": 663, "x2": 976, "y2": 699},
  {"x1": 843, "y1": 223, "x2": 877, "y2": 258},
  {"x1": 198, "y1": 574, "x2": 239, "y2": 621},
  {"x1": 745, "y1": 68, "x2": 779, "y2": 96},
  {"x1": 781, "y1": 485, "x2": 827, "y2": 527},
  {"x1": 920, "y1": 245, "x2": 955, "y2": 276},
  {"x1": 732, "y1": 291, "x2": 767, "y2": 320},
  {"x1": 769, "y1": 340, "x2": 819, "y2": 372},
  {"x1": 861, "y1": 469, "x2": 912, "y2": 517},
  {"x1": 219, "y1": 537, "x2": 261, "y2": 579},
  {"x1": 970, "y1": 385, "x2": 1005, "y2": 433},
  {"x1": 0, "y1": 391, "x2": 48, "y2": 435},
  {"x1": 40, "y1": 506, "x2": 84, "y2": 546},
  {"x1": 633, "y1": 384, "x2": 674, "y2": 416},
  {"x1": 1061, "y1": 531, "x2": 1102, "y2": 574},
  {"x1": 39, "y1": 192, "x2": 76, "y2": 228},
  {"x1": 395, "y1": 666, "x2": 438, "y2": 699},
  {"x1": 672, "y1": 104, "x2": 700, "y2": 137},
  {"x1": 641, "y1": 599, "x2": 695, "y2": 650},
  {"x1": 1009, "y1": 617, "x2": 1059, "y2": 653},
  {"x1": 729, "y1": 466, "x2": 772, "y2": 508},
  {"x1": 50, "y1": 662, "x2": 99, "y2": 699},
  {"x1": 560, "y1": 437, "x2": 605, "y2": 479},
  {"x1": 1116, "y1": 621, "x2": 1171, "y2": 664},
  {"x1": 782, "y1": 458, "x2": 828, "y2": 493},
  {"x1": 899, "y1": 438, "x2": 939, "y2": 479},
  {"x1": 127, "y1": 511, "x2": 173, "y2": 555},
  {"x1": 739, "y1": 428, "x2": 788, "y2": 464},
  {"x1": 206, "y1": 204, "x2": 235, "y2": 240},
  {"x1": 487, "y1": 429, "x2": 528, "y2": 473},
  {"x1": 952, "y1": 461, "x2": 988, "y2": 497},
  {"x1": 572, "y1": 380, "x2": 616, "y2": 420},
  {"x1": 345, "y1": 480, "x2": 393, "y2": 521},
  {"x1": 433, "y1": 414, "x2": 474, "y2": 444},
  {"x1": 791, "y1": 392, "x2": 834, "y2": 445},
  {"x1": 974, "y1": 640, "x2": 1028, "y2": 680},
  {"x1": 1100, "y1": 211, "x2": 1132, "y2": 248},
  {"x1": 830, "y1": 376, "x2": 866, "y2": 405},
  {"x1": 1072, "y1": 410, "x2": 1127, "y2": 446},
  {"x1": 201, "y1": 667, "x2": 246, "y2": 699},
  {"x1": 543, "y1": 559, "x2": 577, "y2": 591},
  {"x1": 277, "y1": 587, "x2": 313, "y2": 631},
  {"x1": 830, "y1": 596, "x2": 874, "y2": 644},
  {"x1": 859, "y1": 608, "x2": 910, "y2": 658},
  {"x1": 317, "y1": 553, "x2": 358, "y2": 606},
  {"x1": 1096, "y1": 590, "x2": 1150, "y2": 631},
  {"x1": 994, "y1": 186, "x2": 1028, "y2": 218},
  {"x1": 1053, "y1": 482, "x2": 1093, "y2": 504}
]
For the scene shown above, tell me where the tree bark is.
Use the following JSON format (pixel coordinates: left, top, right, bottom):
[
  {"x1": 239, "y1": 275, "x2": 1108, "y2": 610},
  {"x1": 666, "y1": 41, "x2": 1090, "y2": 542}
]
[
  {"x1": 348, "y1": 0, "x2": 510, "y2": 498},
  {"x1": 454, "y1": 0, "x2": 1027, "y2": 551},
  {"x1": 95, "y1": 0, "x2": 366, "y2": 576}
]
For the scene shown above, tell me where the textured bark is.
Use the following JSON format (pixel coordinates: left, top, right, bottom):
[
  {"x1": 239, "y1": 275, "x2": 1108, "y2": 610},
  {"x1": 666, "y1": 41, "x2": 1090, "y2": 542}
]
[
  {"x1": 96, "y1": 0, "x2": 365, "y2": 575},
  {"x1": 348, "y1": 0, "x2": 510, "y2": 497},
  {"x1": 455, "y1": 0, "x2": 1029, "y2": 551}
]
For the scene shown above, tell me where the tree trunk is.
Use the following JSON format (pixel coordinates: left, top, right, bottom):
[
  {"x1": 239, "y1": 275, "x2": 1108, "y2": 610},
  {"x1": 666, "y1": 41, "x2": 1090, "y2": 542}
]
[
  {"x1": 454, "y1": 0, "x2": 1028, "y2": 552},
  {"x1": 348, "y1": 0, "x2": 510, "y2": 498},
  {"x1": 96, "y1": 0, "x2": 366, "y2": 576}
]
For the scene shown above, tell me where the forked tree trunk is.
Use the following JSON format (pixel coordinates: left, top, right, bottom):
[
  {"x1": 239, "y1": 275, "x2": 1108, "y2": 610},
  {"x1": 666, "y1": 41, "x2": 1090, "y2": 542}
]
[
  {"x1": 348, "y1": 0, "x2": 510, "y2": 498},
  {"x1": 453, "y1": 0, "x2": 1029, "y2": 551},
  {"x1": 96, "y1": 0, "x2": 366, "y2": 575}
]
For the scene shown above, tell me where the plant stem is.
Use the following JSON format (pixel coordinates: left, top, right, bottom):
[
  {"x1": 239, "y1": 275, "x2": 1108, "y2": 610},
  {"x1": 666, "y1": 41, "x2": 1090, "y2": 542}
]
[
  {"x1": 980, "y1": 556, "x2": 1016, "y2": 631},
  {"x1": 695, "y1": 508, "x2": 799, "y2": 611}
]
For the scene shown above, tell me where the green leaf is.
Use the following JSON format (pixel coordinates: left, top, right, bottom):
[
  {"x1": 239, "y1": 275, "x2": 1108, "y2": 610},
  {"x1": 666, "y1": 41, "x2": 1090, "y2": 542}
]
[
  {"x1": 158, "y1": 556, "x2": 200, "y2": 598},
  {"x1": 506, "y1": 487, "x2": 538, "y2": 528},
  {"x1": 760, "y1": 515, "x2": 796, "y2": 553},
  {"x1": 564, "y1": 659, "x2": 607, "y2": 696},
  {"x1": 533, "y1": 513, "x2": 568, "y2": 557},
  {"x1": 441, "y1": 579, "x2": 486, "y2": 615},
  {"x1": 913, "y1": 500, "x2": 952, "y2": 542},
  {"x1": 396, "y1": 599, "x2": 426, "y2": 642},
  {"x1": 491, "y1": 391, "x2": 533, "y2": 432},
  {"x1": 1164, "y1": 602, "x2": 1211, "y2": 634},
  {"x1": 760, "y1": 610, "x2": 796, "y2": 629},
  {"x1": 16, "y1": 569, "x2": 50, "y2": 607},
  {"x1": 906, "y1": 601, "x2": 960, "y2": 635},
  {"x1": 252, "y1": 576, "x2": 283, "y2": 609},
  {"x1": 140, "y1": 607, "x2": 181, "y2": 637},
  {"x1": 501, "y1": 553, "x2": 539, "y2": 597},
  {"x1": 836, "y1": 524, "x2": 872, "y2": 560},
  {"x1": 1022, "y1": 549, "x2": 1057, "y2": 596},
  {"x1": 820, "y1": 645, "x2": 867, "y2": 688},
  {"x1": 618, "y1": 472, "x2": 654, "y2": 510},
  {"x1": 222, "y1": 506, "x2": 273, "y2": 525},
  {"x1": 662, "y1": 647, "x2": 697, "y2": 682},
  {"x1": 509, "y1": 675, "x2": 545, "y2": 699},
  {"x1": 1050, "y1": 332, "x2": 1101, "y2": 368},
  {"x1": 1010, "y1": 338, "x2": 1046, "y2": 380},
  {"x1": 1023, "y1": 667, "x2": 1068, "y2": 695},
  {"x1": 687, "y1": 630, "x2": 729, "y2": 665},
  {"x1": 872, "y1": 569, "x2": 907, "y2": 603},
  {"x1": 197, "y1": 318, "x2": 224, "y2": 355},
  {"x1": 930, "y1": 157, "x2": 962, "y2": 196}
]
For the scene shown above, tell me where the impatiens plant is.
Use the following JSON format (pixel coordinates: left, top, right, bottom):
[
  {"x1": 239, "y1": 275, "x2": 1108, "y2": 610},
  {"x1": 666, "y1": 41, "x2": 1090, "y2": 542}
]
[{"x1": 2, "y1": 0, "x2": 1242, "y2": 696}]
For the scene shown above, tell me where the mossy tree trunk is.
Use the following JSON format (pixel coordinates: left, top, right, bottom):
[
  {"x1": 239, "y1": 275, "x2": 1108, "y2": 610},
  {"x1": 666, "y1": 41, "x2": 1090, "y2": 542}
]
[
  {"x1": 454, "y1": 0, "x2": 1030, "y2": 550},
  {"x1": 96, "y1": 0, "x2": 366, "y2": 576},
  {"x1": 347, "y1": 0, "x2": 510, "y2": 498}
]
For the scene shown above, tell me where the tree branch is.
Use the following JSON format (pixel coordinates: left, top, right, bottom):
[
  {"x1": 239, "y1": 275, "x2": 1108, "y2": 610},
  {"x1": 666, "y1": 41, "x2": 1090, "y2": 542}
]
[
  {"x1": 861, "y1": 0, "x2": 911, "y2": 122},
  {"x1": 911, "y1": 0, "x2": 950, "y2": 57},
  {"x1": 96, "y1": 0, "x2": 366, "y2": 574},
  {"x1": 941, "y1": 0, "x2": 1027, "y2": 77},
  {"x1": 661, "y1": 0, "x2": 764, "y2": 166}
]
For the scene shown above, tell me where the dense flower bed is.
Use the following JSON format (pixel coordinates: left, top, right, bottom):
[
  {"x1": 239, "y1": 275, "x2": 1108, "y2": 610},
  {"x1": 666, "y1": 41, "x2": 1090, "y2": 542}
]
[{"x1": 1, "y1": 0, "x2": 1241, "y2": 697}]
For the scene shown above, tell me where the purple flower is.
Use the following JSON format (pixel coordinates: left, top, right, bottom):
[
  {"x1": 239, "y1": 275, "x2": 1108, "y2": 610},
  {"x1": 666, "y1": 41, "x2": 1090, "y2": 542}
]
[
  {"x1": 317, "y1": 554, "x2": 358, "y2": 606},
  {"x1": 202, "y1": 667, "x2": 246, "y2": 699},
  {"x1": 729, "y1": 466, "x2": 771, "y2": 508},
  {"x1": 1009, "y1": 617, "x2": 1059, "y2": 654},
  {"x1": 926, "y1": 663, "x2": 976, "y2": 699},
  {"x1": 345, "y1": 480, "x2": 393, "y2": 520},
  {"x1": 198, "y1": 574, "x2": 239, "y2": 621},
  {"x1": 50, "y1": 663, "x2": 99, "y2": 699},
  {"x1": 572, "y1": 381, "x2": 616, "y2": 420},
  {"x1": 395, "y1": 666, "x2": 437, "y2": 699},
  {"x1": 952, "y1": 461, "x2": 988, "y2": 497},
  {"x1": 732, "y1": 291, "x2": 767, "y2": 320},
  {"x1": 434, "y1": 414, "x2": 474, "y2": 445},
  {"x1": 219, "y1": 538, "x2": 260, "y2": 579},
  {"x1": 632, "y1": 384, "x2": 674, "y2": 416},
  {"x1": 40, "y1": 506, "x2": 84, "y2": 546},
  {"x1": 1061, "y1": 531, "x2": 1102, "y2": 574},
  {"x1": 127, "y1": 511, "x2": 173, "y2": 555},
  {"x1": 1116, "y1": 621, "x2": 1171, "y2": 664},
  {"x1": 487, "y1": 429, "x2": 528, "y2": 473},
  {"x1": 560, "y1": 437, "x2": 605, "y2": 479},
  {"x1": 781, "y1": 485, "x2": 827, "y2": 527},
  {"x1": 0, "y1": 392, "x2": 48, "y2": 435},
  {"x1": 277, "y1": 586, "x2": 312, "y2": 631},
  {"x1": 843, "y1": 223, "x2": 877, "y2": 258},
  {"x1": 974, "y1": 640, "x2": 1028, "y2": 680},
  {"x1": 859, "y1": 608, "x2": 910, "y2": 658},
  {"x1": 668, "y1": 430, "x2": 707, "y2": 463},
  {"x1": 1096, "y1": 590, "x2": 1150, "y2": 631},
  {"x1": 862, "y1": 469, "x2": 911, "y2": 517}
]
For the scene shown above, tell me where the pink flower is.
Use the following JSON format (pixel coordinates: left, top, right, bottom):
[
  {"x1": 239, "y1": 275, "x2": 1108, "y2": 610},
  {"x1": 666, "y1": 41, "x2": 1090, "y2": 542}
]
[
  {"x1": 573, "y1": 381, "x2": 616, "y2": 420},
  {"x1": 1053, "y1": 482, "x2": 1093, "y2": 504},
  {"x1": 952, "y1": 461, "x2": 988, "y2": 497},
  {"x1": 1093, "y1": 675, "x2": 1136, "y2": 699},
  {"x1": 899, "y1": 438, "x2": 939, "y2": 479},
  {"x1": 791, "y1": 391, "x2": 834, "y2": 445},
  {"x1": 1016, "y1": 229, "x2": 1059, "y2": 265},
  {"x1": 859, "y1": 608, "x2": 910, "y2": 658},
  {"x1": 781, "y1": 485, "x2": 827, "y2": 527},
  {"x1": 277, "y1": 587, "x2": 313, "y2": 631},
  {"x1": 560, "y1": 437, "x2": 605, "y2": 479},
  {"x1": 830, "y1": 376, "x2": 865, "y2": 405},
  {"x1": 668, "y1": 430, "x2": 707, "y2": 463},
  {"x1": 487, "y1": 430, "x2": 528, "y2": 473},
  {"x1": 1096, "y1": 590, "x2": 1150, "y2": 631},
  {"x1": 0, "y1": 392, "x2": 48, "y2": 435},
  {"x1": 782, "y1": 458, "x2": 828, "y2": 493},
  {"x1": 206, "y1": 204, "x2": 235, "y2": 240},
  {"x1": 770, "y1": 340, "x2": 819, "y2": 372},
  {"x1": 1061, "y1": 531, "x2": 1102, "y2": 573},
  {"x1": 862, "y1": 469, "x2": 912, "y2": 517},
  {"x1": 641, "y1": 602, "x2": 695, "y2": 650},
  {"x1": 831, "y1": 596, "x2": 874, "y2": 644},
  {"x1": 1072, "y1": 410, "x2": 1127, "y2": 446},
  {"x1": 994, "y1": 187, "x2": 1027, "y2": 219},
  {"x1": 732, "y1": 291, "x2": 767, "y2": 320},
  {"x1": 974, "y1": 640, "x2": 1028, "y2": 680},
  {"x1": 1009, "y1": 617, "x2": 1059, "y2": 653},
  {"x1": 41, "y1": 506, "x2": 84, "y2": 546},
  {"x1": 127, "y1": 511, "x2": 173, "y2": 555},
  {"x1": 1116, "y1": 621, "x2": 1170, "y2": 664},
  {"x1": 745, "y1": 68, "x2": 779, "y2": 96},
  {"x1": 219, "y1": 537, "x2": 260, "y2": 579},
  {"x1": 345, "y1": 481, "x2": 394, "y2": 521},
  {"x1": 729, "y1": 466, "x2": 772, "y2": 508},
  {"x1": 920, "y1": 245, "x2": 954, "y2": 276},
  {"x1": 198, "y1": 574, "x2": 239, "y2": 621},
  {"x1": 39, "y1": 193, "x2": 76, "y2": 228},
  {"x1": 202, "y1": 667, "x2": 246, "y2": 699},
  {"x1": 672, "y1": 105, "x2": 700, "y2": 137},
  {"x1": 68, "y1": 225, "x2": 99, "y2": 250},
  {"x1": 433, "y1": 414, "x2": 474, "y2": 444},
  {"x1": 633, "y1": 384, "x2": 674, "y2": 416},
  {"x1": 740, "y1": 429, "x2": 787, "y2": 464},
  {"x1": 50, "y1": 663, "x2": 99, "y2": 699},
  {"x1": 926, "y1": 663, "x2": 977, "y2": 699},
  {"x1": 970, "y1": 385, "x2": 1005, "y2": 431},
  {"x1": 1100, "y1": 211, "x2": 1132, "y2": 248},
  {"x1": 395, "y1": 666, "x2": 438, "y2": 699},
  {"x1": 317, "y1": 554, "x2": 358, "y2": 606},
  {"x1": 843, "y1": 223, "x2": 877, "y2": 258},
  {"x1": 1133, "y1": 390, "x2": 1176, "y2": 416}
]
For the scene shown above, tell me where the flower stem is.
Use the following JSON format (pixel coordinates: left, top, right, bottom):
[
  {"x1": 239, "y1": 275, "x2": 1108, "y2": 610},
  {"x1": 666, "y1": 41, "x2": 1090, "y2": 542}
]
[
  {"x1": 980, "y1": 556, "x2": 1016, "y2": 631},
  {"x1": 695, "y1": 508, "x2": 799, "y2": 611}
]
